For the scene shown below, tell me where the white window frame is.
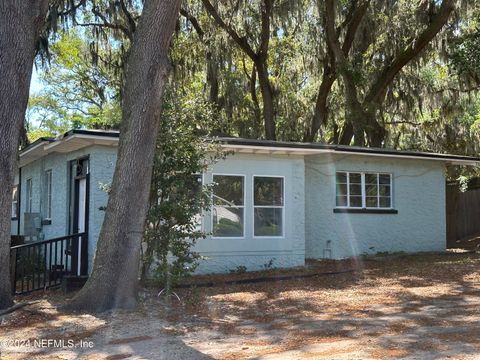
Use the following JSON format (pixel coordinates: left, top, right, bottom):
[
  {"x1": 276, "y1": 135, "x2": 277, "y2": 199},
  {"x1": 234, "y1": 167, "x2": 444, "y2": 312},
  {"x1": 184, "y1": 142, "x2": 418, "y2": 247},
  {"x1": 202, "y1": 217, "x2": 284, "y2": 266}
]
[
  {"x1": 45, "y1": 169, "x2": 52, "y2": 220},
  {"x1": 252, "y1": 175, "x2": 285, "y2": 238},
  {"x1": 211, "y1": 173, "x2": 246, "y2": 239},
  {"x1": 11, "y1": 185, "x2": 18, "y2": 219},
  {"x1": 26, "y1": 178, "x2": 33, "y2": 213},
  {"x1": 335, "y1": 171, "x2": 393, "y2": 209}
]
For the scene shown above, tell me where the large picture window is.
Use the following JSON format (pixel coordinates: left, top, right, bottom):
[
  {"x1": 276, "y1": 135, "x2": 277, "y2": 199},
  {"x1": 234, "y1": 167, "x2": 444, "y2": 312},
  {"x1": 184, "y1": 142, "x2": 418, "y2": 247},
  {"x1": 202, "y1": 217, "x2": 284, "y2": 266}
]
[
  {"x1": 212, "y1": 175, "x2": 244, "y2": 237},
  {"x1": 336, "y1": 172, "x2": 392, "y2": 209},
  {"x1": 254, "y1": 176, "x2": 284, "y2": 237}
]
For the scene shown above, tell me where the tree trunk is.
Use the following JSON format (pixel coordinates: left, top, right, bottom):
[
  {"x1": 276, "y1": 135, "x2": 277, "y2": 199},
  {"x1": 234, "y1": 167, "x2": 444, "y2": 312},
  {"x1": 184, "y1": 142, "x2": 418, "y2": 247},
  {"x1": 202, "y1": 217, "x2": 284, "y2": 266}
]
[
  {"x1": 0, "y1": 0, "x2": 49, "y2": 310},
  {"x1": 255, "y1": 60, "x2": 276, "y2": 140},
  {"x1": 249, "y1": 65, "x2": 263, "y2": 137},
  {"x1": 305, "y1": 65, "x2": 335, "y2": 142},
  {"x1": 64, "y1": 0, "x2": 181, "y2": 313}
]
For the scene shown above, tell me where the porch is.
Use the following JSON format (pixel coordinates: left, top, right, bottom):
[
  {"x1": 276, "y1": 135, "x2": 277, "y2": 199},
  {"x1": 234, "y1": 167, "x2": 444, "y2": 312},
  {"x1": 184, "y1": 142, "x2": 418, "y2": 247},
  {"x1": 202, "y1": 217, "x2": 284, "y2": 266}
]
[{"x1": 9, "y1": 233, "x2": 88, "y2": 295}]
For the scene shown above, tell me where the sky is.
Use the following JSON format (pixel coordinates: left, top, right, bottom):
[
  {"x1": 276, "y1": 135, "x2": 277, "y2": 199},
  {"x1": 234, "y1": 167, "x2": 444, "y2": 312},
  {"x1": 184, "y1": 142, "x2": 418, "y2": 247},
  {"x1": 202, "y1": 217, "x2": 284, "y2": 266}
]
[{"x1": 30, "y1": 68, "x2": 42, "y2": 95}]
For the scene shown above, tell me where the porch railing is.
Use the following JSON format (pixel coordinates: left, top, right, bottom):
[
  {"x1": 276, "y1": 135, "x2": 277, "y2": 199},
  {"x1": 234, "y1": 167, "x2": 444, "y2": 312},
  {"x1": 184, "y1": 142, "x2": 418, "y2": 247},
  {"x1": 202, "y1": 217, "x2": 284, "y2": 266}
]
[{"x1": 10, "y1": 233, "x2": 88, "y2": 295}]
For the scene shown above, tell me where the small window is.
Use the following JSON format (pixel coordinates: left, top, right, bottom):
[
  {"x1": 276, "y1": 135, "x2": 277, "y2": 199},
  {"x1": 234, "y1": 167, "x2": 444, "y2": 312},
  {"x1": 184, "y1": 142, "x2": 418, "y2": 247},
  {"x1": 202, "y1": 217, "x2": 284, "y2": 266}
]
[
  {"x1": 26, "y1": 178, "x2": 33, "y2": 212},
  {"x1": 212, "y1": 175, "x2": 244, "y2": 237},
  {"x1": 254, "y1": 176, "x2": 284, "y2": 237},
  {"x1": 336, "y1": 172, "x2": 392, "y2": 209},
  {"x1": 45, "y1": 170, "x2": 52, "y2": 219},
  {"x1": 11, "y1": 185, "x2": 18, "y2": 219}
]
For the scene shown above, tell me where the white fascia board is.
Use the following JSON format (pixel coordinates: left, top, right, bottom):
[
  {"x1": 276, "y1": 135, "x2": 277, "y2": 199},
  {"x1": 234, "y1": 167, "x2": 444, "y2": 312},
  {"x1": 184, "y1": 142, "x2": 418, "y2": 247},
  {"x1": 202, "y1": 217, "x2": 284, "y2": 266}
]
[
  {"x1": 221, "y1": 144, "x2": 480, "y2": 165},
  {"x1": 43, "y1": 133, "x2": 119, "y2": 151},
  {"x1": 19, "y1": 140, "x2": 50, "y2": 158}
]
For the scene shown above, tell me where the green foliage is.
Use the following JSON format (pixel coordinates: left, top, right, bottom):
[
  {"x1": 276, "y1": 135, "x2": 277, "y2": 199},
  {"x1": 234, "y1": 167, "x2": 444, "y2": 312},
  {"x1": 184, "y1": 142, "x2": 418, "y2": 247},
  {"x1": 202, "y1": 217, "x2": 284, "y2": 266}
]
[
  {"x1": 213, "y1": 218, "x2": 243, "y2": 237},
  {"x1": 143, "y1": 87, "x2": 225, "y2": 292},
  {"x1": 27, "y1": 30, "x2": 121, "y2": 142}
]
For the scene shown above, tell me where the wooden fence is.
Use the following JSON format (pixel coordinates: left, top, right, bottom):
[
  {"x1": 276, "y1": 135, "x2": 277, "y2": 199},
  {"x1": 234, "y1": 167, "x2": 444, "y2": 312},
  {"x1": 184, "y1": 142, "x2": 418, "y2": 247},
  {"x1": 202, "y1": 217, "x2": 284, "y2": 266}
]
[{"x1": 446, "y1": 183, "x2": 480, "y2": 249}]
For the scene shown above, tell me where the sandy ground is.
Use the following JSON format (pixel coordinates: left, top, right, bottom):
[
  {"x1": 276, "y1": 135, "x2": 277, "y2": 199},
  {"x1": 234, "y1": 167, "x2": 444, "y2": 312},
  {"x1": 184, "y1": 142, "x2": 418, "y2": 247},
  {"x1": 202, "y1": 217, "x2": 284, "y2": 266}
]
[{"x1": 1, "y1": 252, "x2": 480, "y2": 359}]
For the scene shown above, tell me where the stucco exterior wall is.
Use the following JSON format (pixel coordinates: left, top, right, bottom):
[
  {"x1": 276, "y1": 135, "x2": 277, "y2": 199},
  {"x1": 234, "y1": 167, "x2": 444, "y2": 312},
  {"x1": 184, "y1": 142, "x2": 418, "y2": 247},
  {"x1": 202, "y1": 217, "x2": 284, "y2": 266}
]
[
  {"x1": 17, "y1": 145, "x2": 117, "y2": 271},
  {"x1": 305, "y1": 154, "x2": 446, "y2": 259},
  {"x1": 195, "y1": 152, "x2": 306, "y2": 274},
  {"x1": 13, "y1": 144, "x2": 448, "y2": 275}
]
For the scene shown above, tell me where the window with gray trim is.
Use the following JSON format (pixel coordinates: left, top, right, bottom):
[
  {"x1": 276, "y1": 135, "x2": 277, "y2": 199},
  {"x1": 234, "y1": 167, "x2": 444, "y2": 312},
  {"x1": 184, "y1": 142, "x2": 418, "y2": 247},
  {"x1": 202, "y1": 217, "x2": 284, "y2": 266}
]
[{"x1": 336, "y1": 172, "x2": 392, "y2": 209}]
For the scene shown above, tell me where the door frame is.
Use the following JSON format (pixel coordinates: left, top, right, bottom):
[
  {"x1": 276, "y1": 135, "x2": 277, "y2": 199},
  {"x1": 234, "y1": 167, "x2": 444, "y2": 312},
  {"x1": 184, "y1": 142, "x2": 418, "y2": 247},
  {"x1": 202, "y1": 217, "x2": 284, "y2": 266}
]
[{"x1": 68, "y1": 156, "x2": 90, "y2": 275}]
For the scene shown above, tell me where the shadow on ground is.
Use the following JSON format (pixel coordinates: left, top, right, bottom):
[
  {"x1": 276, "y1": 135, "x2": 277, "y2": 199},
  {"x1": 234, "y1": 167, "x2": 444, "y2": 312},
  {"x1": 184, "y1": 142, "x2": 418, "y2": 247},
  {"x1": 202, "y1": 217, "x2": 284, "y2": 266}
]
[{"x1": 2, "y1": 252, "x2": 480, "y2": 359}]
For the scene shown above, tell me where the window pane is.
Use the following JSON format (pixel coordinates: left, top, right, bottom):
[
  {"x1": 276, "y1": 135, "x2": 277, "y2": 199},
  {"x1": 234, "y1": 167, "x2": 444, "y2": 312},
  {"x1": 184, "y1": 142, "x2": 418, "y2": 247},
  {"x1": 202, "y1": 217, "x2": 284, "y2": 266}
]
[
  {"x1": 379, "y1": 197, "x2": 391, "y2": 208},
  {"x1": 379, "y1": 185, "x2": 391, "y2": 197},
  {"x1": 213, "y1": 206, "x2": 244, "y2": 237},
  {"x1": 254, "y1": 208, "x2": 283, "y2": 236},
  {"x1": 213, "y1": 175, "x2": 244, "y2": 205},
  {"x1": 11, "y1": 186, "x2": 18, "y2": 218},
  {"x1": 365, "y1": 173, "x2": 377, "y2": 184},
  {"x1": 336, "y1": 184, "x2": 348, "y2": 196},
  {"x1": 349, "y1": 184, "x2": 362, "y2": 196},
  {"x1": 379, "y1": 174, "x2": 391, "y2": 185},
  {"x1": 336, "y1": 172, "x2": 347, "y2": 184},
  {"x1": 349, "y1": 173, "x2": 362, "y2": 184},
  {"x1": 350, "y1": 196, "x2": 362, "y2": 207},
  {"x1": 336, "y1": 195, "x2": 348, "y2": 207},
  {"x1": 254, "y1": 177, "x2": 283, "y2": 206},
  {"x1": 366, "y1": 196, "x2": 378, "y2": 208},
  {"x1": 365, "y1": 184, "x2": 378, "y2": 196}
]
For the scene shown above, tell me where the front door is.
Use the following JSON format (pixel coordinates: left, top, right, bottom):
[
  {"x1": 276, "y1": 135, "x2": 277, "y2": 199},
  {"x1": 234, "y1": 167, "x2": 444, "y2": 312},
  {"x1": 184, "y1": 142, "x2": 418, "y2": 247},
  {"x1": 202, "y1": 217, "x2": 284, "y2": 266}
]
[{"x1": 70, "y1": 158, "x2": 89, "y2": 275}]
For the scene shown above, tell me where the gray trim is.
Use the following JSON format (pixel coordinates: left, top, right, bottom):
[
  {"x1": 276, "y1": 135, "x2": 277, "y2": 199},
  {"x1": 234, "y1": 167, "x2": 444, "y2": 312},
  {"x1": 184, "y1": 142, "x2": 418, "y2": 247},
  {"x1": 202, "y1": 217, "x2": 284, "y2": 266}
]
[{"x1": 333, "y1": 208, "x2": 398, "y2": 214}]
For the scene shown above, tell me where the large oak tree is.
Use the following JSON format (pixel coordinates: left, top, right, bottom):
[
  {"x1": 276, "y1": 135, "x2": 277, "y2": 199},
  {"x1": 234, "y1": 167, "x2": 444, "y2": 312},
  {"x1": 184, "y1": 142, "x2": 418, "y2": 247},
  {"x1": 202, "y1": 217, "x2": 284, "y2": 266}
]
[
  {"x1": 65, "y1": 0, "x2": 181, "y2": 312},
  {"x1": 0, "y1": 0, "x2": 49, "y2": 310}
]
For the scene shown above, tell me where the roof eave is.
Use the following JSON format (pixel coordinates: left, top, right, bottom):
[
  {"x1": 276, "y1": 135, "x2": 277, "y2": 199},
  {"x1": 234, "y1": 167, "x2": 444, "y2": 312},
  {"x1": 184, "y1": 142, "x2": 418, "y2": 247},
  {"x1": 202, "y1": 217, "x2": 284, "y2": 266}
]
[{"x1": 220, "y1": 143, "x2": 480, "y2": 165}]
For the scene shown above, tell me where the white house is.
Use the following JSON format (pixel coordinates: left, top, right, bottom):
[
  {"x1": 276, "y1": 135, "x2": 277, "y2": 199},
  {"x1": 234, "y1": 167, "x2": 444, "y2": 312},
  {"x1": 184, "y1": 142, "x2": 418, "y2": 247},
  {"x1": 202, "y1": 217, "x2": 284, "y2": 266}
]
[{"x1": 10, "y1": 129, "x2": 479, "y2": 276}]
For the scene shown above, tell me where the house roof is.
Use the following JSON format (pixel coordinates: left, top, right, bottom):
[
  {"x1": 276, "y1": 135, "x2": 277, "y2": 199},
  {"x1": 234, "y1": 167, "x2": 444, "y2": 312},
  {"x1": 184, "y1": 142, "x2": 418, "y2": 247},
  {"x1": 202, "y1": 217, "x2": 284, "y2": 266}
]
[
  {"x1": 216, "y1": 137, "x2": 480, "y2": 165},
  {"x1": 19, "y1": 129, "x2": 119, "y2": 167},
  {"x1": 19, "y1": 129, "x2": 480, "y2": 167}
]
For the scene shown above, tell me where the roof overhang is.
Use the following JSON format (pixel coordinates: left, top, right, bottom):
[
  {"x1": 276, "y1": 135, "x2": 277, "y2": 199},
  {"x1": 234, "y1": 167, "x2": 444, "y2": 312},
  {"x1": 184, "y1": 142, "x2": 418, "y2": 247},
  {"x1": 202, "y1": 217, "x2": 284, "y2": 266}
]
[
  {"x1": 19, "y1": 130, "x2": 119, "y2": 167},
  {"x1": 18, "y1": 131, "x2": 479, "y2": 168},
  {"x1": 218, "y1": 139, "x2": 480, "y2": 166}
]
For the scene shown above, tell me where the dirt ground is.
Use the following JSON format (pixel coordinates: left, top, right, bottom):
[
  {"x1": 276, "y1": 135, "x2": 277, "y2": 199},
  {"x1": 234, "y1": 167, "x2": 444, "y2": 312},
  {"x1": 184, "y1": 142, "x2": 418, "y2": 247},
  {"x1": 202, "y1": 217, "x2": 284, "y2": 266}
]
[{"x1": 2, "y1": 252, "x2": 480, "y2": 359}]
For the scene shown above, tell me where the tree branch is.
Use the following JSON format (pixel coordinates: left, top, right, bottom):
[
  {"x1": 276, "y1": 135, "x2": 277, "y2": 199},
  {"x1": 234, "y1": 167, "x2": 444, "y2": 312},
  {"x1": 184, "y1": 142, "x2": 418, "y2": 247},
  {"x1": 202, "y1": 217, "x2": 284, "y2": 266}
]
[
  {"x1": 91, "y1": 6, "x2": 133, "y2": 41},
  {"x1": 365, "y1": 0, "x2": 455, "y2": 105},
  {"x1": 259, "y1": 0, "x2": 273, "y2": 58},
  {"x1": 119, "y1": 0, "x2": 137, "y2": 36},
  {"x1": 342, "y1": 0, "x2": 370, "y2": 55},
  {"x1": 201, "y1": 0, "x2": 257, "y2": 60},
  {"x1": 180, "y1": 8, "x2": 204, "y2": 40}
]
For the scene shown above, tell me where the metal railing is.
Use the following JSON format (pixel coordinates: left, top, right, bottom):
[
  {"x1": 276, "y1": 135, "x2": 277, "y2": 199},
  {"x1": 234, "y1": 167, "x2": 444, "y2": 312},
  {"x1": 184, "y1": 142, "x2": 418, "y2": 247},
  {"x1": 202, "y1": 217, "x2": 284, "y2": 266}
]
[{"x1": 10, "y1": 233, "x2": 88, "y2": 295}]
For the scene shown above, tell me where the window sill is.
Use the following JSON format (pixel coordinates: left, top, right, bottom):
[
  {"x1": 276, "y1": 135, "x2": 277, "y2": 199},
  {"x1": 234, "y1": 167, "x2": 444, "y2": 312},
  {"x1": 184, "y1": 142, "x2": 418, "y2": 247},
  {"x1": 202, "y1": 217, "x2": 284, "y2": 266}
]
[{"x1": 333, "y1": 208, "x2": 398, "y2": 214}]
